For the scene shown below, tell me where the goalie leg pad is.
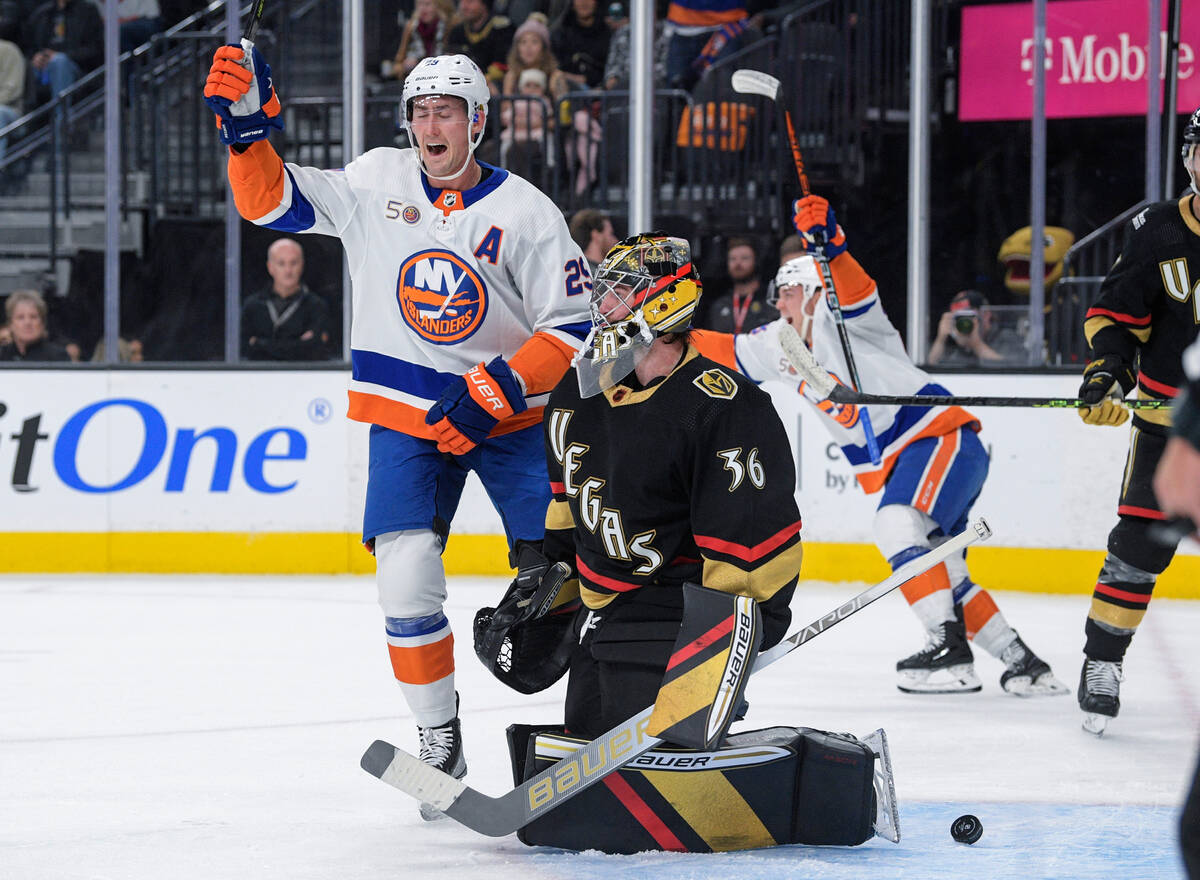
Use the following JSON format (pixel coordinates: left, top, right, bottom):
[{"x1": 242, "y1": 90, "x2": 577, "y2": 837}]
[
  {"x1": 507, "y1": 725, "x2": 887, "y2": 853},
  {"x1": 646, "y1": 583, "x2": 761, "y2": 750}
]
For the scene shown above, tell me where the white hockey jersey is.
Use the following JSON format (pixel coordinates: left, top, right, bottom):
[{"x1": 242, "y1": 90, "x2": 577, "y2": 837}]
[
  {"x1": 227, "y1": 142, "x2": 593, "y2": 439},
  {"x1": 697, "y1": 253, "x2": 978, "y2": 492}
]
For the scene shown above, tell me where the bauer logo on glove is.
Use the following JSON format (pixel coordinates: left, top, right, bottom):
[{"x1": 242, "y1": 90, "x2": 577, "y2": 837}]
[{"x1": 203, "y1": 41, "x2": 284, "y2": 145}]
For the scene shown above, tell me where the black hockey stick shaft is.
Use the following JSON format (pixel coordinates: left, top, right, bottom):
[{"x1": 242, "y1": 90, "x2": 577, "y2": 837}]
[
  {"x1": 244, "y1": 0, "x2": 267, "y2": 44},
  {"x1": 826, "y1": 384, "x2": 1171, "y2": 410},
  {"x1": 360, "y1": 518, "x2": 993, "y2": 836}
]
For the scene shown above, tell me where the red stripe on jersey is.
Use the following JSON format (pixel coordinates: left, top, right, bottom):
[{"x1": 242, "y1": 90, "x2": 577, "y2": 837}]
[
  {"x1": 666, "y1": 615, "x2": 734, "y2": 671},
  {"x1": 1138, "y1": 372, "x2": 1179, "y2": 397},
  {"x1": 602, "y1": 774, "x2": 687, "y2": 852},
  {"x1": 1117, "y1": 503, "x2": 1166, "y2": 521},
  {"x1": 576, "y1": 556, "x2": 641, "y2": 592},
  {"x1": 1094, "y1": 582, "x2": 1152, "y2": 605},
  {"x1": 693, "y1": 519, "x2": 802, "y2": 563},
  {"x1": 549, "y1": 481, "x2": 565, "y2": 494},
  {"x1": 1084, "y1": 306, "x2": 1152, "y2": 326}
]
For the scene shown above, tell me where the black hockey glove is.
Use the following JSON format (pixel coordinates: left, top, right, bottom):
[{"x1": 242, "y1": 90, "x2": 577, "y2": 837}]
[{"x1": 1078, "y1": 354, "x2": 1135, "y2": 427}]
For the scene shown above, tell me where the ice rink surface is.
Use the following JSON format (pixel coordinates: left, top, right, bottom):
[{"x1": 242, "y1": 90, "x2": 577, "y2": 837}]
[{"x1": 3, "y1": 574, "x2": 1197, "y2": 880}]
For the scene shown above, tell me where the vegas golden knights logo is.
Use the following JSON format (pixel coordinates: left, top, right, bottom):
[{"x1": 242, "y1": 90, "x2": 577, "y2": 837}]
[{"x1": 693, "y1": 368, "x2": 737, "y2": 399}]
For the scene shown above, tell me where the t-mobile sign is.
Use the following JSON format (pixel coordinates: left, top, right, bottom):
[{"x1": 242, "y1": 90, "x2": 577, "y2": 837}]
[{"x1": 959, "y1": 0, "x2": 1200, "y2": 121}]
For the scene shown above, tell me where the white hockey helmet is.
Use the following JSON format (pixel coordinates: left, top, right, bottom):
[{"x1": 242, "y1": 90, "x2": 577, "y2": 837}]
[
  {"x1": 401, "y1": 54, "x2": 491, "y2": 170},
  {"x1": 769, "y1": 254, "x2": 823, "y2": 306}
]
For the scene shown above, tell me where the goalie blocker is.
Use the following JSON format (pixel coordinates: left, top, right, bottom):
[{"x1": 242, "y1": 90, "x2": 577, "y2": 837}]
[{"x1": 505, "y1": 724, "x2": 899, "y2": 853}]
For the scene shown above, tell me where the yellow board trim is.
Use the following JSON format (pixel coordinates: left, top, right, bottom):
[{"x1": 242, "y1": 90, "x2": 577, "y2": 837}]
[{"x1": 2, "y1": 535, "x2": 1198, "y2": 599}]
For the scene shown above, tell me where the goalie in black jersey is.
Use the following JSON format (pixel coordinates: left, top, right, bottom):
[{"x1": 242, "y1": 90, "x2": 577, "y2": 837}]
[
  {"x1": 472, "y1": 234, "x2": 899, "y2": 854},
  {"x1": 1074, "y1": 108, "x2": 1200, "y2": 736}
]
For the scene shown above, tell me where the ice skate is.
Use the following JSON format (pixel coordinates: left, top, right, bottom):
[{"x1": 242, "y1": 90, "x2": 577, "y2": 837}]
[
  {"x1": 416, "y1": 700, "x2": 466, "y2": 821},
  {"x1": 1078, "y1": 657, "x2": 1122, "y2": 736},
  {"x1": 896, "y1": 617, "x2": 981, "y2": 694},
  {"x1": 860, "y1": 728, "x2": 900, "y2": 843},
  {"x1": 999, "y1": 632, "x2": 1069, "y2": 697}
]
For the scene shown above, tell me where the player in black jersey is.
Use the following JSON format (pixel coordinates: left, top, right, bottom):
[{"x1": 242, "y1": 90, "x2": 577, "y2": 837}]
[
  {"x1": 1075, "y1": 109, "x2": 1200, "y2": 736},
  {"x1": 540, "y1": 232, "x2": 804, "y2": 741}
]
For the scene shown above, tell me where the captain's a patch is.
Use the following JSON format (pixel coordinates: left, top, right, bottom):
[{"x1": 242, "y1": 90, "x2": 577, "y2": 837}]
[{"x1": 693, "y1": 368, "x2": 737, "y2": 399}]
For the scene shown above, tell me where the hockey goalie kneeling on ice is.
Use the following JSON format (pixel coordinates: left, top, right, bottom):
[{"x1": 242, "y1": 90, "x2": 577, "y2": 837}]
[{"x1": 474, "y1": 552, "x2": 900, "y2": 854}]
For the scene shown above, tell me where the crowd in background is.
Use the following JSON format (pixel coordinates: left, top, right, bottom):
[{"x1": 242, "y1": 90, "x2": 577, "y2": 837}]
[{"x1": 0, "y1": 0, "x2": 1047, "y2": 365}]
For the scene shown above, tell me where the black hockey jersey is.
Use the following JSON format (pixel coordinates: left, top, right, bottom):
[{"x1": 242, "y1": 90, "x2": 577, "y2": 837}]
[
  {"x1": 1085, "y1": 194, "x2": 1200, "y2": 430},
  {"x1": 542, "y1": 345, "x2": 804, "y2": 650}
]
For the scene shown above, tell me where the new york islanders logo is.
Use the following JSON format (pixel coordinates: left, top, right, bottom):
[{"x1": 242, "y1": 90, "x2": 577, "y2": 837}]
[{"x1": 396, "y1": 249, "x2": 489, "y2": 344}]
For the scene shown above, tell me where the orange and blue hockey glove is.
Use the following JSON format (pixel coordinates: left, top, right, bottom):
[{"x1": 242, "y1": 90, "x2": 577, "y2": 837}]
[
  {"x1": 425, "y1": 358, "x2": 528, "y2": 455},
  {"x1": 203, "y1": 42, "x2": 284, "y2": 146},
  {"x1": 792, "y1": 195, "x2": 847, "y2": 259}
]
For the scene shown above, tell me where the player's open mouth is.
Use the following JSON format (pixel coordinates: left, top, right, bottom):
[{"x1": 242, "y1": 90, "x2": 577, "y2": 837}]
[{"x1": 426, "y1": 142, "x2": 448, "y2": 157}]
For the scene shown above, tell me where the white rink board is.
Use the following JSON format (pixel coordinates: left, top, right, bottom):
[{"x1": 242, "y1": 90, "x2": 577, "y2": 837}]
[{"x1": 0, "y1": 369, "x2": 1190, "y2": 553}]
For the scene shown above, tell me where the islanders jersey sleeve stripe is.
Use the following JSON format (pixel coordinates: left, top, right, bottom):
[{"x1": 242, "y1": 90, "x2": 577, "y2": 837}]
[
  {"x1": 227, "y1": 140, "x2": 311, "y2": 227},
  {"x1": 690, "y1": 330, "x2": 738, "y2": 370},
  {"x1": 509, "y1": 331, "x2": 580, "y2": 395},
  {"x1": 349, "y1": 389, "x2": 547, "y2": 439},
  {"x1": 826, "y1": 251, "x2": 877, "y2": 307}
]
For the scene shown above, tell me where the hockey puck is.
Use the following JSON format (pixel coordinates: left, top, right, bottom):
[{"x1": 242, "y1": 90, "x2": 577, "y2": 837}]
[{"x1": 951, "y1": 814, "x2": 983, "y2": 845}]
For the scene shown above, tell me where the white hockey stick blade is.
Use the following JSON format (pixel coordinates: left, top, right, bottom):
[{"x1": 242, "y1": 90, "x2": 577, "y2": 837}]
[
  {"x1": 361, "y1": 517, "x2": 992, "y2": 837},
  {"x1": 778, "y1": 322, "x2": 838, "y2": 400},
  {"x1": 731, "y1": 68, "x2": 781, "y2": 101},
  {"x1": 861, "y1": 728, "x2": 900, "y2": 844}
]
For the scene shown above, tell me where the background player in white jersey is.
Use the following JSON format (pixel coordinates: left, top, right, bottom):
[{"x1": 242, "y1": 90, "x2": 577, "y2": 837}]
[
  {"x1": 694, "y1": 195, "x2": 1066, "y2": 697},
  {"x1": 203, "y1": 49, "x2": 592, "y2": 815}
]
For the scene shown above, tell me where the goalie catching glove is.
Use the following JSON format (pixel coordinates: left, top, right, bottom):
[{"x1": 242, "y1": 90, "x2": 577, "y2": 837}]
[
  {"x1": 646, "y1": 583, "x2": 761, "y2": 751},
  {"x1": 203, "y1": 42, "x2": 284, "y2": 145},
  {"x1": 1077, "y1": 354, "x2": 1135, "y2": 426},
  {"x1": 473, "y1": 541, "x2": 579, "y2": 694},
  {"x1": 426, "y1": 357, "x2": 528, "y2": 454}
]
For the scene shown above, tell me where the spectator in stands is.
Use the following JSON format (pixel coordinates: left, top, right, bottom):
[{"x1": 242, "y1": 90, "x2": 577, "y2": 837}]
[
  {"x1": 445, "y1": 0, "x2": 514, "y2": 95},
  {"x1": 502, "y1": 12, "x2": 567, "y2": 101},
  {"x1": 551, "y1": 0, "x2": 608, "y2": 90},
  {"x1": 665, "y1": 1, "x2": 765, "y2": 91},
  {"x1": 602, "y1": 7, "x2": 667, "y2": 90},
  {"x1": 927, "y1": 289, "x2": 1027, "y2": 367},
  {"x1": 568, "y1": 207, "x2": 615, "y2": 273},
  {"x1": 240, "y1": 238, "x2": 331, "y2": 361},
  {"x1": 0, "y1": 289, "x2": 70, "y2": 361},
  {"x1": 91, "y1": 335, "x2": 144, "y2": 363},
  {"x1": 699, "y1": 236, "x2": 776, "y2": 334},
  {"x1": 499, "y1": 66, "x2": 552, "y2": 181},
  {"x1": 26, "y1": 0, "x2": 103, "y2": 103},
  {"x1": 0, "y1": 37, "x2": 23, "y2": 178},
  {"x1": 117, "y1": 0, "x2": 164, "y2": 54},
  {"x1": 390, "y1": 0, "x2": 454, "y2": 80}
]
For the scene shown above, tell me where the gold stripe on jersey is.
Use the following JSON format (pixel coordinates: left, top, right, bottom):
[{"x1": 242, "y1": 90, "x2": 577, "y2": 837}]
[
  {"x1": 1084, "y1": 314, "x2": 1151, "y2": 346},
  {"x1": 1134, "y1": 388, "x2": 1174, "y2": 426},
  {"x1": 545, "y1": 498, "x2": 575, "y2": 531},
  {"x1": 602, "y1": 348, "x2": 702, "y2": 408},
  {"x1": 701, "y1": 540, "x2": 804, "y2": 602},
  {"x1": 1088, "y1": 597, "x2": 1146, "y2": 631},
  {"x1": 647, "y1": 650, "x2": 729, "y2": 732},
  {"x1": 580, "y1": 584, "x2": 619, "y2": 609},
  {"x1": 640, "y1": 769, "x2": 777, "y2": 850}
]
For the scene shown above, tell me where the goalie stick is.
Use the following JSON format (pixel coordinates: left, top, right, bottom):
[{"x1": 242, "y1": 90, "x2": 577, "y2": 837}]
[
  {"x1": 730, "y1": 67, "x2": 882, "y2": 466},
  {"x1": 360, "y1": 517, "x2": 994, "y2": 837},
  {"x1": 777, "y1": 322, "x2": 1170, "y2": 411}
]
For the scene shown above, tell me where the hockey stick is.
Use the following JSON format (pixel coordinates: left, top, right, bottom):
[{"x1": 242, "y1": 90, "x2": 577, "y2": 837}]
[
  {"x1": 360, "y1": 517, "x2": 994, "y2": 836},
  {"x1": 731, "y1": 68, "x2": 882, "y2": 466},
  {"x1": 778, "y1": 323, "x2": 1170, "y2": 411},
  {"x1": 243, "y1": 0, "x2": 267, "y2": 45}
]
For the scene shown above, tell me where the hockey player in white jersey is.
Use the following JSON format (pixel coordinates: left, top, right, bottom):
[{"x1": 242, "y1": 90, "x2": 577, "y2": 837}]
[
  {"x1": 694, "y1": 195, "x2": 1067, "y2": 696},
  {"x1": 203, "y1": 49, "x2": 593, "y2": 815}
]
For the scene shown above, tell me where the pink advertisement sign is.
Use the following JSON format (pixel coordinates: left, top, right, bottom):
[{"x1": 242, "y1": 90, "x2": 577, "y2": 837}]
[{"x1": 959, "y1": 0, "x2": 1200, "y2": 121}]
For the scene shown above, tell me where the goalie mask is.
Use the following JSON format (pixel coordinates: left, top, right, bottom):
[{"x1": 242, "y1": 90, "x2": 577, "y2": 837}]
[
  {"x1": 770, "y1": 255, "x2": 824, "y2": 346},
  {"x1": 574, "y1": 233, "x2": 702, "y2": 397},
  {"x1": 1183, "y1": 107, "x2": 1200, "y2": 196}
]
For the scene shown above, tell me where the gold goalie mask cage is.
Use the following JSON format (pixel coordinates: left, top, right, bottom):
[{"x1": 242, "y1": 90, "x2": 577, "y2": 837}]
[{"x1": 575, "y1": 233, "x2": 702, "y2": 397}]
